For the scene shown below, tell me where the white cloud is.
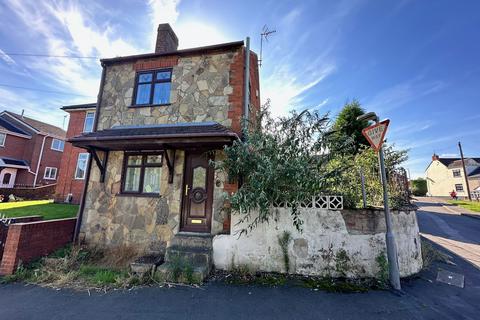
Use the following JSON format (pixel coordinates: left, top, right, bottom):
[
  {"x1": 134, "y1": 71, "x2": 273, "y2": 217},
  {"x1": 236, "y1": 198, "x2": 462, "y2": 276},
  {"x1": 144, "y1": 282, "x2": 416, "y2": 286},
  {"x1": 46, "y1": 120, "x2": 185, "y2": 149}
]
[
  {"x1": 262, "y1": 63, "x2": 336, "y2": 116},
  {"x1": 0, "y1": 49, "x2": 16, "y2": 65}
]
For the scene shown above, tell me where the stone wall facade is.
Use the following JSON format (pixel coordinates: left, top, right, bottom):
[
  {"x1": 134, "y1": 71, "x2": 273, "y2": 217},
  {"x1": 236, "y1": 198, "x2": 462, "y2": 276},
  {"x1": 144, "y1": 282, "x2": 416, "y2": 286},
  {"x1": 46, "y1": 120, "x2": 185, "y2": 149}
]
[
  {"x1": 97, "y1": 50, "x2": 246, "y2": 131},
  {"x1": 213, "y1": 208, "x2": 423, "y2": 278},
  {"x1": 80, "y1": 45, "x2": 260, "y2": 251},
  {"x1": 81, "y1": 151, "x2": 184, "y2": 253}
]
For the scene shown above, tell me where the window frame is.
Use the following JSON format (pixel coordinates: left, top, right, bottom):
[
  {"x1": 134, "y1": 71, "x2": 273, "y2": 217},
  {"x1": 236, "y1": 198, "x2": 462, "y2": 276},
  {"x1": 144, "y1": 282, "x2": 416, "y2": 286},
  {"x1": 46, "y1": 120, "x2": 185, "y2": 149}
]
[
  {"x1": 455, "y1": 184, "x2": 464, "y2": 192},
  {"x1": 452, "y1": 169, "x2": 461, "y2": 177},
  {"x1": 83, "y1": 111, "x2": 96, "y2": 133},
  {"x1": 51, "y1": 138, "x2": 65, "y2": 152},
  {"x1": 0, "y1": 133, "x2": 5, "y2": 147},
  {"x1": 120, "y1": 152, "x2": 164, "y2": 196},
  {"x1": 75, "y1": 153, "x2": 89, "y2": 180},
  {"x1": 131, "y1": 69, "x2": 172, "y2": 107},
  {"x1": 44, "y1": 167, "x2": 58, "y2": 180}
]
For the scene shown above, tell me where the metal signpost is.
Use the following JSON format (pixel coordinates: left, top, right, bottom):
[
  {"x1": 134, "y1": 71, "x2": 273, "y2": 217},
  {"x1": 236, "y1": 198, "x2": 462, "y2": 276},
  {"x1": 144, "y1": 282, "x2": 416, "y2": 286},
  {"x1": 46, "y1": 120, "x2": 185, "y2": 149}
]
[{"x1": 358, "y1": 113, "x2": 402, "y2": 291}]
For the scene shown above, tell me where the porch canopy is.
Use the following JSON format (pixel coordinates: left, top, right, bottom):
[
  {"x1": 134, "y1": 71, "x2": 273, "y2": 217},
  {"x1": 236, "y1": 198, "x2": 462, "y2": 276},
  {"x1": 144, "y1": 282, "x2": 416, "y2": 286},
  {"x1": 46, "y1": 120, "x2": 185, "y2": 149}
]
[
  {"x1": 69, "y1": 121, "x2": 238, "y2": 151},
  {"x1": 69, "y1": 121, "x2": 239, "y2": 183}
]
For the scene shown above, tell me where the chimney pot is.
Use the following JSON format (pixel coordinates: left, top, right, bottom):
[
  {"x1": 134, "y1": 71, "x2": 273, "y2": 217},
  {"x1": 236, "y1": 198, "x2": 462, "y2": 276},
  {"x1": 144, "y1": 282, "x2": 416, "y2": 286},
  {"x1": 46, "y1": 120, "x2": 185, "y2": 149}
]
[
  {"x1": 432, "y1": 153, "x2": 439, "y2": 161},
  {"x1": 155, "y1": 23, "x2": 178, "y2": 54}
]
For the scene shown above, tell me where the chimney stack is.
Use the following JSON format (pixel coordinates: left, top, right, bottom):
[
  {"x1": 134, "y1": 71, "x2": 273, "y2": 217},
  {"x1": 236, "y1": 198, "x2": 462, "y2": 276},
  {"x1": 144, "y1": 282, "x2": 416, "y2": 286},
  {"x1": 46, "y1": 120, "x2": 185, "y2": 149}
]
[
  {"x1": 432, "y1": 153, "x2": 439, "y2": 161},
  {"x1": 155, "y1": 23, "x2": 178, "y2": 54}
]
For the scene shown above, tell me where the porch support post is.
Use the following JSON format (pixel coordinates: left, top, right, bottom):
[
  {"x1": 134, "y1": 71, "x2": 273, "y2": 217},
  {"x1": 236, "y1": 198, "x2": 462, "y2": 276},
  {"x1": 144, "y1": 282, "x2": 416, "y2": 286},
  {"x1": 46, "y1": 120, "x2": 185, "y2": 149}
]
[
  {"x1": 87, "y1": 147, "x2": 109, "y2": 183},
  {"x1": 163, "y1": 148, "x2": 176, "y2": 183}
]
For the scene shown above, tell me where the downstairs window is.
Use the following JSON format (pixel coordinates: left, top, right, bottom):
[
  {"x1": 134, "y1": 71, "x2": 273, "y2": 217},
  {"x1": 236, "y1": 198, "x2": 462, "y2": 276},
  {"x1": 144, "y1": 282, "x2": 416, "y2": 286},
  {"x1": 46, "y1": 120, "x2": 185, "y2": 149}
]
[{"x1": 121, "y1": 153, "x2": 163, "y2": 195}]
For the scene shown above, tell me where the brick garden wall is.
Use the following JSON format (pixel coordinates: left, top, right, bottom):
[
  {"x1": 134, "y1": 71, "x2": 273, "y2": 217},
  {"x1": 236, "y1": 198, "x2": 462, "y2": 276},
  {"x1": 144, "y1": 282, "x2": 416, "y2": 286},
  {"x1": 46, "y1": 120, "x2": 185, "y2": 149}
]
[
  {"x1": 0, "y1": 216, "x2": 43, "y2": 260},
  {"x1": 0, "y1": 218, "x2": 76, "y2": 275}
]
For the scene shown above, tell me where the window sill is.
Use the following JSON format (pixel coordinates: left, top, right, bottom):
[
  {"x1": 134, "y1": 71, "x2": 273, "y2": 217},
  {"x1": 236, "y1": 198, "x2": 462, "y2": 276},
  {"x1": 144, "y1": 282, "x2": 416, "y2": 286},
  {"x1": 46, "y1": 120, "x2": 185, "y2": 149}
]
[
  {"x1": 128, "y1": 103, "x2": 171, "y2": 109},
  {"x1": 116, "y1": 193, "x2": 161, "y2": 198}
]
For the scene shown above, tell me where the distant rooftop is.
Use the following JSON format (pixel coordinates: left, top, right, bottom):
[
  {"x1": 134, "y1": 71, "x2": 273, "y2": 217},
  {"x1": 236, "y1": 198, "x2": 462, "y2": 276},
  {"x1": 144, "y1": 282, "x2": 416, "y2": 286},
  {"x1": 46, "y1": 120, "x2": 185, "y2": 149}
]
[{"x1": 61, "y1": 103, "x2": 96, "y2": 111}]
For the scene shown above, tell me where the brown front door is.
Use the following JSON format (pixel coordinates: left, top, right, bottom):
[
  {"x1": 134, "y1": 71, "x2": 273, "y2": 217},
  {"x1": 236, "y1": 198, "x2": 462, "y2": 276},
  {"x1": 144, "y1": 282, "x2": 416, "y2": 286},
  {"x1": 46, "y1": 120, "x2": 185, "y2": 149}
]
[{"x1": 180, "y1": 151, "x2": 214, "y2": 233}]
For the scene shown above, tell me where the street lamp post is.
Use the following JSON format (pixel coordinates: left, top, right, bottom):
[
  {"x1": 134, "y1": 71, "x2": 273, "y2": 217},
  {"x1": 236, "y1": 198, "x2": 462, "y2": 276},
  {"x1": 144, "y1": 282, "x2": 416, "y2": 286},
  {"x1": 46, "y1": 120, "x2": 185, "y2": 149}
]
[{"x1": 357, "y1": 112, "x2": 402, "y2": 291}]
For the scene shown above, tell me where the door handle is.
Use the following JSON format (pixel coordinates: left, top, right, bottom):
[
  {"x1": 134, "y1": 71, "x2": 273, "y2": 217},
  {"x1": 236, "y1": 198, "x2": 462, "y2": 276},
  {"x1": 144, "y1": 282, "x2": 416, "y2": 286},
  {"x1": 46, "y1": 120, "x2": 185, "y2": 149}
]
[{"x1": 185, "y1": 184, "x2": 189, "y2": 196}]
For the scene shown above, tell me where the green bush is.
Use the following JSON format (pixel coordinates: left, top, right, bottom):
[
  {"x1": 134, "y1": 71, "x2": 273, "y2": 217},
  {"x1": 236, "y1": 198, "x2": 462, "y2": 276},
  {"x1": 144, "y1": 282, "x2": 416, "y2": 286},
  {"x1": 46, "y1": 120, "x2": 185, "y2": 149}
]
[{"x1": 411, "y1": 178, "x2": 427, "y2": 196}]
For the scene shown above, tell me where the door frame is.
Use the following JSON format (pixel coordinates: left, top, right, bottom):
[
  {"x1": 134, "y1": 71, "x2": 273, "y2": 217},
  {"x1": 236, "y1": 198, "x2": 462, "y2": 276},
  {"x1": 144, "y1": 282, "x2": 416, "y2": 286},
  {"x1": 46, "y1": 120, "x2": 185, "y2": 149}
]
[{"x1": 180, "y1": 150, "x2": 214, "y2": 233}]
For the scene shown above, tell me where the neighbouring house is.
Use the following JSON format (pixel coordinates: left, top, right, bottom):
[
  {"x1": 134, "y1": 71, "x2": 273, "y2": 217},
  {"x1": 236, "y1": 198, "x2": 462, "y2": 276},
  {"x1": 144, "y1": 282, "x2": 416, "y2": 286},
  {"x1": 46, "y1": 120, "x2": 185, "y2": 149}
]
[
  {"x1": 69, "y1": 24, "x2": 422, "y2": 281},
  {"x1": 54, "y1": 103, "x2": 96, "y2": 204},
  {"x1": 0, "y1": 111, "x2": 66, "y2": 197},
  {"x1": 425, "y1": 153, "x2": 480, "y2": 198}
]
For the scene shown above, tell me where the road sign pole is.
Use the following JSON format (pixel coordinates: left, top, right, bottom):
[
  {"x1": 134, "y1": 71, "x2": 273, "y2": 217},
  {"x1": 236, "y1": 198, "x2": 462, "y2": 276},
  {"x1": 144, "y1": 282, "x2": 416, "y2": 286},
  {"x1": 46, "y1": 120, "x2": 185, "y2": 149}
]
[
  {"x1": 359, "y1": 114, "x2": 401, "y2": 291},
  {"x1": 378, "y1": 144, "x2": 402, "y2": 291}
]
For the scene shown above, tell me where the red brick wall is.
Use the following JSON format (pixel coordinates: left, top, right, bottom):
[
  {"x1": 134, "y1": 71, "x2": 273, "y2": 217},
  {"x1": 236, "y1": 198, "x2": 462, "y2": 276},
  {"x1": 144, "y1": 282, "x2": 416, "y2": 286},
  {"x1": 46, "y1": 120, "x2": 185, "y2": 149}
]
[
  {"x1": 34, "y1": 136, "x2": 64, "y2": 187},
  {"x1": 0, "y1": 218, "x2": 76, "y2": 275},
  {"x1": 55, "y1": 111, "x2": 90, "y2": 204},
  {"x1": 0, "y1": 216, "x2": 43, "y2": 259}
]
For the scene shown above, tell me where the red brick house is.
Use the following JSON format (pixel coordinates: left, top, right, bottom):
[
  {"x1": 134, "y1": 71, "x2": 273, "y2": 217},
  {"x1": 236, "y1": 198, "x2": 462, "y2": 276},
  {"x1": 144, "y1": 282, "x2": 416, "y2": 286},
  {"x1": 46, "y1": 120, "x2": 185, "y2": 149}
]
[
  {"x1": 54, "y1": 103, "x2": 96, "y2": 204},
  {"x1": 0, "y1": 111, "x2": 66, "y2": 192}
]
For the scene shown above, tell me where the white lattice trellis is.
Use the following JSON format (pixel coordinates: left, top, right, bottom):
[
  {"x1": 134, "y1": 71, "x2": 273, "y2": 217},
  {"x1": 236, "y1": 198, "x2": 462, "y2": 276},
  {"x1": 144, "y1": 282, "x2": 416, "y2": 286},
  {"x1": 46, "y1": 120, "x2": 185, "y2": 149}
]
[{"x1": 272, "y1": 195, "x2": 343, "y2": 210}]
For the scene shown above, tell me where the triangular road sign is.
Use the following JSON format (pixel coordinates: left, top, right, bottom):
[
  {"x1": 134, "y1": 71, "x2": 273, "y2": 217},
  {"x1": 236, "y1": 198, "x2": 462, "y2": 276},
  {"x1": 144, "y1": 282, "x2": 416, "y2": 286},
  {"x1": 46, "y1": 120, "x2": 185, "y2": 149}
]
[{"x1": 362, "y1": 119, "x2": 390, "y2": 151}]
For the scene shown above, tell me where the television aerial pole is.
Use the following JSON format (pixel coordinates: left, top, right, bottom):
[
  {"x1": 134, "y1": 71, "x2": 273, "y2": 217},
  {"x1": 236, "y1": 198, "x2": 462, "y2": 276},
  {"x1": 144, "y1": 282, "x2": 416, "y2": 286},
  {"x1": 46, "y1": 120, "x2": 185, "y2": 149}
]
[{"x1": 259, "y1": 25, "x2": 276, "y2": 67}]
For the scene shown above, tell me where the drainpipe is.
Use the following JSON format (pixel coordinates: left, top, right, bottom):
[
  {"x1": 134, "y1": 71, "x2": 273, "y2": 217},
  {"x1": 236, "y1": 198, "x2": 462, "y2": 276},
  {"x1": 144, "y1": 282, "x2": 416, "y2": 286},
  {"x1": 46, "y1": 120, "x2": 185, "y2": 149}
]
[
  {"x1": 74, "y1": 63, "x2": 106, "y2": 242},
  {"x1": 33, "y1": 134, "x2": 49, "y2": 187},
  {"x1": 242, "y1": 37, "x2": 251, "y2": 140}
]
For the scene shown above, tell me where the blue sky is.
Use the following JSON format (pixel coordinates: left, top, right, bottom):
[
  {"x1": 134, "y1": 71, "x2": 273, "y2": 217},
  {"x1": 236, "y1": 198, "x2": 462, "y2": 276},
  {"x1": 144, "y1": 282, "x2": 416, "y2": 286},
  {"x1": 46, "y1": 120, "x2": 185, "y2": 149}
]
[{"x1": 0, "y1": 0, "x2": 479, "y2": 178}]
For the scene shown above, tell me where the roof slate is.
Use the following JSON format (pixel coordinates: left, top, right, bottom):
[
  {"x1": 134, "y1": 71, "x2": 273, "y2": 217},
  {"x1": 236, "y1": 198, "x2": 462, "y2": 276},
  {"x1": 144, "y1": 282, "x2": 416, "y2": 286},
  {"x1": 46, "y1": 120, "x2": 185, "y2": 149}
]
[
  {"x1": 4, "y1": 111, "x2": 66, "y2": 138},
  {"x1": 0, "y1": 157, "x2": 29, "y2": 167},
  {"x1": 100, "y1": 41, "x2": 244, "y2": 65},
  {"x1": 73, "y1": 122, "x2": 236, "y2": 140},
  {"x1": 0, "y1": 117, "x2": 30, "y2": 136},
  {"x1": 61, "y1": 103, "x2": 97, "y2": 111}
]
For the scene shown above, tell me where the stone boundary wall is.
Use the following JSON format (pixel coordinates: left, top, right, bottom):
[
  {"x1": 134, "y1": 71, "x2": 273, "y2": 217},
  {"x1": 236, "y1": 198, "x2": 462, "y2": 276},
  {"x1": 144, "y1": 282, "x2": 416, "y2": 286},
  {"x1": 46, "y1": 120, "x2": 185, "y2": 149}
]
[
  {"x1": 0, "y1": 218, "x2": 76, "y2": 275},
  {"x1": 0, "y1": 184, "x2": 56, "y2": 201},
  {"x1": 213, "y1": 208, "x2": 422, "y2": 278}
]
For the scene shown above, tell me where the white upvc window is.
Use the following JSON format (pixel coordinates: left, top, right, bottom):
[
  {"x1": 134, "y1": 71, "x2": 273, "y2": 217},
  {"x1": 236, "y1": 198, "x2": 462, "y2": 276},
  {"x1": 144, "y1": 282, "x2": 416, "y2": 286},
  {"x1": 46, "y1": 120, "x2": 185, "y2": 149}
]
[
  {"x1": 0, "y1": 133, "x2": 5, "y2": 147},
  {"x1": 83, "y1": 111, "x2": 95, "y2": 133},
  {"x1": 452, "y1": 169, "x2": 461, "y2": 177},
  {"x1": 75, "y1": 153, "x2": 89, "y2": 179},
  {"x1": 44, "y1": 167, "x2": 58, "y2": 180},
  {"x1": 51, "y1": 138, "x2": 65, "y2": 152}
]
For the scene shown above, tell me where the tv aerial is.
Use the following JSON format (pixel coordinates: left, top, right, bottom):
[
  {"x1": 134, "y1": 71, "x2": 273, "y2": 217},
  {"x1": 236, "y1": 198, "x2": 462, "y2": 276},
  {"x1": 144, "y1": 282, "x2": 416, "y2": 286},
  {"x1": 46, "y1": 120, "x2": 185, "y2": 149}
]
[{"x1": 259, "y1": 25, "x2": 276, "y2": 67}]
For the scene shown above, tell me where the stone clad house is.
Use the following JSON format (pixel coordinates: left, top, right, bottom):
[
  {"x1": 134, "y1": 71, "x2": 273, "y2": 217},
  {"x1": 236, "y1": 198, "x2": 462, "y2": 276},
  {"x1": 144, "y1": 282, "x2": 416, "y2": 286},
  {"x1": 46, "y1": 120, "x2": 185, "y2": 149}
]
[{"x1": 71, "y1": 24, "x2": 260, "y2": 277}]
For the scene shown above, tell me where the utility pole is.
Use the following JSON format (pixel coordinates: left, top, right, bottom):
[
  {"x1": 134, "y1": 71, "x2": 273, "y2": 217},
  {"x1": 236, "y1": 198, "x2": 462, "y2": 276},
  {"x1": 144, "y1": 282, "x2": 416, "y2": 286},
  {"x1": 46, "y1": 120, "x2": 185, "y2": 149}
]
[{"x1": 458, "y1": 141, "x2": 472, "y2": 201}]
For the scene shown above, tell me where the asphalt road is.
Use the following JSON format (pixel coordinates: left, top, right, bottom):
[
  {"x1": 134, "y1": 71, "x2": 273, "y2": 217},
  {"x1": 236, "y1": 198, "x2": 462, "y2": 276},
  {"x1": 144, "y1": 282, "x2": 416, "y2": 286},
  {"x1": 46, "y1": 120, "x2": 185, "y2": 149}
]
[
  {"x1": 1, "y1": 198, "x2": 480, "y2": 319},
  {"x1": 415, "y1": 197, "x2": 480, "y2": 268}
]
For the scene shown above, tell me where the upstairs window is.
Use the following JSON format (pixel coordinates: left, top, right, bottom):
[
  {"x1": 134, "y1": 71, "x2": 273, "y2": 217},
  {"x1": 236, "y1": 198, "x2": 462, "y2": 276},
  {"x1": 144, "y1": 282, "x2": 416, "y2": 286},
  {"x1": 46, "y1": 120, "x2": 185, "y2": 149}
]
[
  {"x1": 0, "y1": 133, "x2": 5, "y2": 147},
  {"x1": 83, "y1": 111, "x2": 95, "y2": 133},
  {"x1": 133, "y1": 69, "x2": 172, "y2": 106},
  {"x1": 452, "y1": 169, "x2": 461, "y2": 177},
  {"x1": 51, "y1": 138, "x2": 64, "y2": 152}
]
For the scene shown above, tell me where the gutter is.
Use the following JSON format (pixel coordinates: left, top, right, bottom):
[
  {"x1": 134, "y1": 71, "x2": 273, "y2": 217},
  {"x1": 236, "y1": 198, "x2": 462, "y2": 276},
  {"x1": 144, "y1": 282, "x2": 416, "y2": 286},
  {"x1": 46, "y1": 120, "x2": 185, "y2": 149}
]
[
  {"x1": 33, "y1": 134, "x2": 49, "y2": 187},
  {"x1": 74, "y1": 63, "x2": 106, "y2": 243}
]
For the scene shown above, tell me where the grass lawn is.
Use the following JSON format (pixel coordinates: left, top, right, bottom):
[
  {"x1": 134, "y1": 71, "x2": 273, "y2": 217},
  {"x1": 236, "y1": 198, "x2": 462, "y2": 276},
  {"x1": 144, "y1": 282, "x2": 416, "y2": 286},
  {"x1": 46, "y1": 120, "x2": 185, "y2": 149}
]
[
  {"x1": 0, "y1": 200, "x2": 78, "y2": 220},
  {"x1": 447, "y1": 200, "x2": 480, "y2": 213}
]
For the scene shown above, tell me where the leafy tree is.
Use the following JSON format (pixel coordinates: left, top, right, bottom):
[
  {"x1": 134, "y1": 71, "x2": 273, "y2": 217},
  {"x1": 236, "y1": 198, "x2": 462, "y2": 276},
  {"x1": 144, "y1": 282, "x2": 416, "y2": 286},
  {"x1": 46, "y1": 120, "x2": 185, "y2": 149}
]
[
  {"x1": 332, "y1": 100, "x2": 370, "y2": 154},
  {"x1": 411, "y1": 178, "x2": 428, "y2": 196},
  {"x1": 215, "y1": 103, "x2": 352, "y2": 235}
]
